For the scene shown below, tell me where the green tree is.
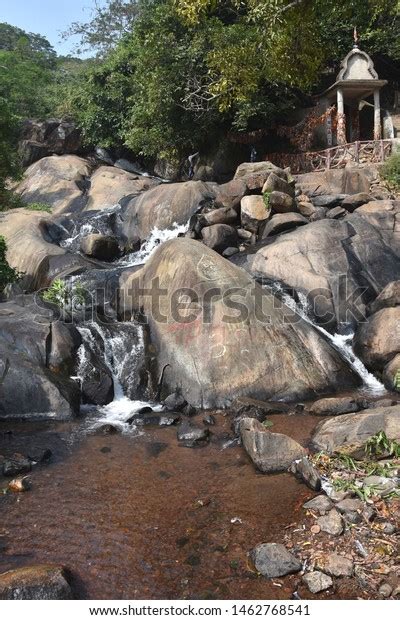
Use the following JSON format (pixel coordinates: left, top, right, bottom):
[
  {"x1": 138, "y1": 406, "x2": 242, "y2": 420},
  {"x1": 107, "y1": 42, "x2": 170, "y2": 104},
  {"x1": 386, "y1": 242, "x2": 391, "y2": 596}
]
[{"x1": 0, "y1": 236, "x2": 19, "y2": 292}]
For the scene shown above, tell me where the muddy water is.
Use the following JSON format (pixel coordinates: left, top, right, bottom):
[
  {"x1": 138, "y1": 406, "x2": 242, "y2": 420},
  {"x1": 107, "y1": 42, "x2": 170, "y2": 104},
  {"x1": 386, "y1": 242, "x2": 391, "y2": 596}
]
[{"x1": 0, "y1": 413, "x2": 319, "y2": 600}]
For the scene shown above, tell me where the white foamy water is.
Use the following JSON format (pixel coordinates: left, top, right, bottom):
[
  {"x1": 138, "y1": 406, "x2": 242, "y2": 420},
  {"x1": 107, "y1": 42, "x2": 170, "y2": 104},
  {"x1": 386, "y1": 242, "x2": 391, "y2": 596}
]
[
  {"x1": 77, "y1": 321, "x2": 161, "y2": 431},
  {"x1": 272, "y1": 284, "x2": 386, "y2": 395},
  {"x1": 61, "y1": 205, "x2": 121, "y2": 251},
  {"x1": 118, "y1": 221, "x2": 190, "y2": 267}
]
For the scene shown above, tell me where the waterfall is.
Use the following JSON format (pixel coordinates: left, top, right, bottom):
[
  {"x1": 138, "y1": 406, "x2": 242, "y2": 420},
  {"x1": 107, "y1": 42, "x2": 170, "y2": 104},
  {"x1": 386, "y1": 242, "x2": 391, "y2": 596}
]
[
  {"x1": 76, "y1": 321, "x2": 159, "y2": 431},
  {"x1": 269, "y1": 284, "x2": 386, "y2": 395},
  {"x1": 60, "y1": 205, "x2": 121, "y2": 251},
  {"x1": 118, "y1": 221, "x2": 190, "y2": 267}
]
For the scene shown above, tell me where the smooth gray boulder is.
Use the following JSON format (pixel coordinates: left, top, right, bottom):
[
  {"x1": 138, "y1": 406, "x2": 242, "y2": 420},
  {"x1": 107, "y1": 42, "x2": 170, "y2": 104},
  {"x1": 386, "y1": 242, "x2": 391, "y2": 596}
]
[
  {"x1": 240, "y1": 417, "x2": 306, "y2": 473},
  {"x1": 354, "y1": 307, "x2": 400, "y2": 371},
  {"x1": 262, "y1": 213, "x2": 308, "y2": 238},
  {"x1": 0, "y1": 565, "x2": 72, "y2": 600},
  {"x1": 119, "y1": 238, "x2": 358, "y2": 408},
  {"x1": 15, "y1": 154, "x2": 91, "y2": 214},
  {"x1": 252, "y1": 211, "x2": 400, "y2": 330},
  {"x1": 312, "y1": 405, "x2": 400, "y2": 453},
  {"x1": 251, "y1": 543, "x2": 301, "y2": 578}
]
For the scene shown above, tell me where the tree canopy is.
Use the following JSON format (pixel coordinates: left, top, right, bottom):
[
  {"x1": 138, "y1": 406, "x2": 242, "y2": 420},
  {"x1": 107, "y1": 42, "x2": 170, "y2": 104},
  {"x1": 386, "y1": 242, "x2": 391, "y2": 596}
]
[{"x1": 64, "y1": 0, "x2": 399, "y2": 162}]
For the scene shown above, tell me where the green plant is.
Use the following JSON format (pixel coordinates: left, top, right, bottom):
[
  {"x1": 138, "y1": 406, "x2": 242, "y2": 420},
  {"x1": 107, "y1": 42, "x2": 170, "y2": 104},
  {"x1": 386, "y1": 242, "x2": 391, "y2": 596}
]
[
  {"x1": 24, "y1": 202, "x2": 52, "y2": 213},
  {"x1": 42, "y1": 278, "x2": 87, "y2": 308},
  {"x1": 262, "y1": 191, "x2": 271, "y2": 210},
  {"x1": 0, "y1": 235, "x2": 20, "y2": 292},
  {"x1": 394, "y1": 368, "x2": 400, "y2": 391},
  {"x1": 381, "y1": 152, "x2": 400, "y2": 190},
  {"x1": 364, "y1": 430, "x2": 400, "y2": 459}
]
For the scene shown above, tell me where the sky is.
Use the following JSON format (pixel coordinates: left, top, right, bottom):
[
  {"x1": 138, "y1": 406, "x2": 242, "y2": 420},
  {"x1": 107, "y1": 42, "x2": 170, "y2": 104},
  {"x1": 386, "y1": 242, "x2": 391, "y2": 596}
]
[{"x1": 0, "y1": 0, "x2": 107, "y2": 56}]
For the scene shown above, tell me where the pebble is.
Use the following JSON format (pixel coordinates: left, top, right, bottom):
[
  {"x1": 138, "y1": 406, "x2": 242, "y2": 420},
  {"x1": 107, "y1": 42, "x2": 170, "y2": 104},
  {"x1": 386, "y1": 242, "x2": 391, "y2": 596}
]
[
  {"x1": 379, "y1": 583, "x2": 393, "y2": 598},
  {"x1": 8, "y1": 477, "x2": 31, "y2": 493},
  {"x1": 303, "y1": 495, "x2": 333, "y2": 515},
  {"x1": 302, "y1": 571, "x2": 333, "y2": 594},
  {"x1": 317, "y1": 553, "x2": 354, "y2": 577},
  {"x1": 317, "y1": 509, "x2": 344, "y2": 536}
]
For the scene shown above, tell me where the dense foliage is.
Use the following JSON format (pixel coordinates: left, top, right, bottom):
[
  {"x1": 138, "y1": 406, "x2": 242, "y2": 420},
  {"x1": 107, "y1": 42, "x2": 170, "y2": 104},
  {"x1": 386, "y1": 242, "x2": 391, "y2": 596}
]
[
  {"x1": 0, "y1": 236, "x2": 19, "y2": 292},
  {"x1": 65, "y1": 0, "x2": 400, "y2": 161}
]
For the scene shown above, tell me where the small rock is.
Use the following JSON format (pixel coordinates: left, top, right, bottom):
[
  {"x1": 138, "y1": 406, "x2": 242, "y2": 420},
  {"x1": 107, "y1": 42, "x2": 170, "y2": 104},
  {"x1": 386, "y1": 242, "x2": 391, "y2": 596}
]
[
  {"x1": 269, "y1": 191, "x2": 295, "y2": 213},
  {"x1": 317, "y1": 553, "x2": 354, "y2": 577},
  {"x1": 203, "y1": 415, "x2": 216, "y2": 426},
  {"x1": 317, "y1": 509, "x2": 344, "y2": 536},
  {"x1": 251, "y1": 543, "x2": 301, "y2": 579},
  {"x1": 309, "y1": 397, "x2": 362, "y2": 417},
  {"x1": 2, "y1": 454, "x2": 32, "y2": 477},
  {"x1": 177, "y1": 422, "x2": 210, "y2": 448},
  {"x1": 341, "y1": 193, "x2": 370, "y2": 212},
  {"x1": 222, "y1": 246, "x2": 239, "y2": 258},
  {"x1": 96, "y1": 424, "x2": 121, "y2": 434},
  {"x1": 237, "y1": 228, "x2": 253, "y2": 240},
  {"x1": 382, "y1": 522, "x2": 396, "y2": 535},
  {"x1": 240, "y1": 418, "x2": 306, "y2": 473},
  {"x1": 80, "y1": 234, "x2": 120, "y2": 261},
  {"x1": 302, "y1": 571, "x2": 333, "y2": 594},
  {"x1": 129, "y1": 412, "x2": 180, "y2": 427},
  {"x1": 163, "y1": 392, "x2": 187, "y2": 412},
  {"x1": 379, "y1": 583, "x2": 393, "y2": 598},
  {"x1": 363, "y1": 475, "x2": 398, "y2": 497},
  {"x1": 310, "y1": 524, "x2": 321, "y2": 534},
  {"x1": 326, "y1": 206, "x2": 346, "y2": 219},
  {"x1": 0, "y1": 565, "x2": 72, "y2": 599},
  {"x1": 312, "y1": 194, "x2": 346, "y2": 208},
  {"x1": 303, "y1": 495, "x2": 334, "y2": 515},
  {"x1": 182, "y1": 403, "x2": 197, "y2": 417},
  {"x1": 27, "y1": 448, "x2": 52, "y2": 464},
  {"x1": 289, "y1": 457, "x2": 321, "y2": 491},
  {"x1": 8, "y1": 477, "x2": 31, "y2": 493},
  {"x1": 336, "y1": 498, "x2": 363, "y2": 521}
]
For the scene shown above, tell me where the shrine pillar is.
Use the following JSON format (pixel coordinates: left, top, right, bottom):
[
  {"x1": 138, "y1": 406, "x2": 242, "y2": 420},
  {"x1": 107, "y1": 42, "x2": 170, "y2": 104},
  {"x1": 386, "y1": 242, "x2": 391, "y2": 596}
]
[
  {"x1": 336, "y1": 88, "x2": 346, "y2": 145},
  {"x1": 373, "y1": 89, "x2": 382, "y2": 140}
]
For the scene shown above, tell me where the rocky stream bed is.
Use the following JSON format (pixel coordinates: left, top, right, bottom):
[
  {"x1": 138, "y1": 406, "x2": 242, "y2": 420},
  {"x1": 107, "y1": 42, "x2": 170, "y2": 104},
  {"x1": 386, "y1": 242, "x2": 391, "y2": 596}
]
[{"x1": 1, "y1": 155, "x2": 400, "y2": 599}]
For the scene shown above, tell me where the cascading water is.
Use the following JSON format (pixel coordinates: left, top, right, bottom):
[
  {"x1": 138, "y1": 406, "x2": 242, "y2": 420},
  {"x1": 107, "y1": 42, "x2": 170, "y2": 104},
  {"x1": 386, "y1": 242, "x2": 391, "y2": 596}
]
[
  {"x1": 269, "y1": 284, "x2": 386, "y2": 395},
  {"x1": 118, "y1": 221, "x2": 190, "y2": 267},
  {"x1": 76, "y1": 321, "x2": 160, "y2": 432}
]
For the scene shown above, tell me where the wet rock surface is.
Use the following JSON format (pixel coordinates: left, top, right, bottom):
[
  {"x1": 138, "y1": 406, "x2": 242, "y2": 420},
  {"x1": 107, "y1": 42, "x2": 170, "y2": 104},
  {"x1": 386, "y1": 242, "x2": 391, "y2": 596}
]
[
  {"x1": 251, "y1": 543, "x2": 302, "y2": 579},
  {"x1": 0, "y1": 565, "x2": 72, "y2": 600}
]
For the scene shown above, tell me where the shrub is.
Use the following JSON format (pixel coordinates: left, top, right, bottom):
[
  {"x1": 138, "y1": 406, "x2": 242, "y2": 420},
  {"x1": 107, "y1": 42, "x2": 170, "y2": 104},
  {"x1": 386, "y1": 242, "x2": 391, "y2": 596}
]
[
  {"x1": 381, "y1": 152, "x2": 400, "y2": 190},
  {"x1": 0, "y1": 235, "x2": 20, "y2": 292},
  {"x1": 42, "y1": 278, "x2": 87, "y2": 308},
  {"x1": 24, "y1": 202, "x2": 52, "y2": 213},
  {"x1": 262, "y1": 191, "x2": 271, "y2": 210}
]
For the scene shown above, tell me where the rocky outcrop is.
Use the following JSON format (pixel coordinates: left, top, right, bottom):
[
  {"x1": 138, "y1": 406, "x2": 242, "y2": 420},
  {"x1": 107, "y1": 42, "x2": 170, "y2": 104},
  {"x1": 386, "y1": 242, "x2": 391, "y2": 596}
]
[
  {"x1": 309, "y1": 396, "x2": 363, "y2": 416},
  {"x1": 15, "y1": 155, "x2": 92, "y2": 214},
  {"x1": 252, "y1": 209, "x2": 400, "y2": 330},
  {"x1": 119, "y1": 238, "x2": 358, "y2": 408},
  {"x1": 80, "y1": 234, "x2": 120, "y2": 261},
  {"x1": 295, "y1": 165, "x2": 378, "y2": 197},
  {"x1": 312, "y1": 405, "x2": 400, "y2": 453},
  {"x1": 0, "y1": 209, "x2": 65, "y2": 291},
  {"x1": 84, "y1": 166, "x2": 159, "y2": 211},
  {"x1": 122, "y1": 181, "x2": 215, "y2": 239},
  {"x1": 0, "y1": 300, "x2": 81, "y2": 420},
  {"x1": 0, "y1": 209, "x2": 94, "y2": 291},
  {"x1": 19, "y1": 118, "x2": 81, "y2": 168},
  {"x1": 240, "y1": 417, "x2": 306, "y2": 473},
  {"x1": 368, "y1": 280, "x2": 400, "y2": 315},
  {"x1": 354, "y1": 307, "x2": 400, "y2": 371},
  {"x1": 0, "y1": 565, "x2": 72, "y2": 600},
  {"x1": 261, "y1": 213, "x2": 308, "y2": 238}
]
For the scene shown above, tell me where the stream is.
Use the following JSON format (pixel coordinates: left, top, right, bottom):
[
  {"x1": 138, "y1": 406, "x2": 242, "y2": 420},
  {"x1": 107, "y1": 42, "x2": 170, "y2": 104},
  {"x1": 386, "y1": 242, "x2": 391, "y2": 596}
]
[{"x1": 0, "y1": 208, "x2": 389, "y2": 599}]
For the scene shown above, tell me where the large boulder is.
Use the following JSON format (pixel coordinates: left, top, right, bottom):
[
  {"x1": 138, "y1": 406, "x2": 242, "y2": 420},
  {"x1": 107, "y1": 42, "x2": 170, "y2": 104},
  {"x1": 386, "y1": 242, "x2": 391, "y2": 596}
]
[
  {"x1": 119, "y1": 238, "x2": 358, "y2": 408},
  {"x1": 312, "y1": 405, "x2": 400, "y2": 453},
  {"x1": 201, "y1": 224, "x2": 238, "y2": 253},
  {"x1": 252, "y1": 211, "x2": 400, "y2": 330},
  {"x1": 234, "y1": 162, "x2": 287, "y2": 191},
  {"x1": 368, "y1": 280, "x2": 400, "y2": 315},
  {"x1": 261, "y1": 213, "x2": 308, "y2": 238},
  {"x1": 240, "y1": 195, "x2": 270, "y2": 233},
  {"x1": 262, "y1": 172, "x2": 295, "y2": 198},
  {"x1": 84, "y1": 166, "x2": 159, "y2": 211},
  {"x1": 295, "y1": 165, "x2": 378, "y2": 197},
  {"x1": 19, "y1": 118, "x2": 82, "y2": 168},
  {"x1": 15, "y1": 155, "x2": 92, "y2": 214},
  {"x1": 0, "y1": 565, "x2": 72, "y2": 600},
  {"x1": 240, "y1": 417, "x2": 306, "y2": 473},
  {"x1": 80, "y1": 233, "x2": 120, "y2": 261},
  {"x1": 122, "y1": 181, "x2": 215, "y2": 239},
  {"x1": 0, "y1": 300, "x2": 81, "y2": 420},
  {"x1": 0, "y1": 209, "x2": 65, "y2": 291},
  {"x1": 354, "y1": 307, "x2": 400, "y2": 371}
]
